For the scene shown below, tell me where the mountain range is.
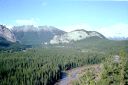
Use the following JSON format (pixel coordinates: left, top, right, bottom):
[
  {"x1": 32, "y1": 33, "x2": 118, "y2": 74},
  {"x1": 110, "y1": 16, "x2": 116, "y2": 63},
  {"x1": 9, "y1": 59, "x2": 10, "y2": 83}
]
[
  {"x1": 1, "y1": 24, "x2": 126, "y2": 46},
  {"x1": 12, "y1": 25, "x2": 66, "y2": 45}
]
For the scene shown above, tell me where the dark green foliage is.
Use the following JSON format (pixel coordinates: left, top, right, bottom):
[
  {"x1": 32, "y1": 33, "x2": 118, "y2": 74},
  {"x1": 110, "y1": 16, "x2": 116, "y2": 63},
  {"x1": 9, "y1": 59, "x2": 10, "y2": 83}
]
[
  {"x1": 0, "y1": 39, "x2": 128, "y2": 85},
  {"x1": 0, "y1": 36, "x2": 31, "y2": 52},
  {"x1": 0, "y1": 47, "x2": 105, "y2": 85},
  {"x1": 0, "y1": 37, "x2": 11, "y2": 47},
  {"x1": 71, "y1": 40, "x2": 128, "y2": 85},
  {"x1": 97, "y1": 50, "x2": 128, "y2": 85}
]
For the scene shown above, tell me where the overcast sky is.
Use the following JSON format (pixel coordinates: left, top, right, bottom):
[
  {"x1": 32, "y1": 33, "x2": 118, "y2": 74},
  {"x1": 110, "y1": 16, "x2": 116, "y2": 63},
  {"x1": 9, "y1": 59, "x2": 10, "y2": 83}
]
[{"x1": 0, "y1": 0, "x2": 128, "y2": 37}]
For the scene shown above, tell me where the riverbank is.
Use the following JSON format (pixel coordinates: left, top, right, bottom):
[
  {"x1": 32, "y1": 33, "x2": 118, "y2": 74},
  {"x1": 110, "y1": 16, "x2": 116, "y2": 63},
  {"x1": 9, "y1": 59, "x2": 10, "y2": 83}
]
[{"x1": 55, "y1": 64, "x2": 101, "y2": 85}]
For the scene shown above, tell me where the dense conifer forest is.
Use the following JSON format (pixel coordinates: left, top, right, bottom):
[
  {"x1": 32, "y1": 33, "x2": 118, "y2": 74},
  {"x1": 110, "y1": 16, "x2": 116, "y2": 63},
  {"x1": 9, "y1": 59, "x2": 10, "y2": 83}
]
[
  {"x1": 72, "y1": 49, "x2": 128, "y2": 85},
  {"x1": 0, "y1": 39, "x2": 128, "y2": 85}
]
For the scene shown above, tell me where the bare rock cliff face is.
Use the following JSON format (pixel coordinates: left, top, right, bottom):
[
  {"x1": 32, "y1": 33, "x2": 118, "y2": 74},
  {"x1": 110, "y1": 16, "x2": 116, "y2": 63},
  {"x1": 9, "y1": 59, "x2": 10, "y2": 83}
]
[
  {"x1": 0, "y1": 25, "x2": 16, "y2": 42},
  {"x1": 50, "y1": 29, "x2": 106, "y2": 44}
]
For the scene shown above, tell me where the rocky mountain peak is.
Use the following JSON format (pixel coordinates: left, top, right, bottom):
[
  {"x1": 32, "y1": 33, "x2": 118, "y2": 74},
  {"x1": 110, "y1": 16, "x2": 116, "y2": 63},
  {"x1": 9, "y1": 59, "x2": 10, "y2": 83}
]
[
  {"x1": 50, "y1": 29, "x2": 105, "y2": 44},
  {"x1": 0, "y1": 25, "x2": 16, "y2": 42}
]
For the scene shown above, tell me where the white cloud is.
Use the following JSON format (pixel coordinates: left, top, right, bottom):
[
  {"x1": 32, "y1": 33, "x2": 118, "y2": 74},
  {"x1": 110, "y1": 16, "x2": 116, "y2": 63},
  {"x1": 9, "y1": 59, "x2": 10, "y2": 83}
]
[
  {"x1": 6, "y1": 25, "x2": 13, "y2": 29},
  {"x1": 97, "y1": 23, "x2": 128, "y2": 38},
  {"x1": 0, "y1": 23, "x2": 13, "y2": 29},
  {"x1": 61, "y1": 23, "x2": 93, "y2": 32},
  {"x1": 60, "y1": 23, "x2": 128, "y2": 38},
  {"x1": 15, "y1": 18, "x2": 39, "y2": 26}
]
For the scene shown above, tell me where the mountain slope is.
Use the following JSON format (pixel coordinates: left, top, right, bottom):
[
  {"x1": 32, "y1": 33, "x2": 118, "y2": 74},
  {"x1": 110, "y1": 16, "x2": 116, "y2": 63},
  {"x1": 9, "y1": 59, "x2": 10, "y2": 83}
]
[
  {"x1": 12, "y1": 25, "x2": 66, "y2": 45},
  {"x1": 0, "y1": 25, "x2": 16, "y2": 42},
  {"x1": 0, "y1": 25, "x2": 30, "y2": 51},
  {"x1": 50, "y1": 29, "x2": 106, "y2": 44}
]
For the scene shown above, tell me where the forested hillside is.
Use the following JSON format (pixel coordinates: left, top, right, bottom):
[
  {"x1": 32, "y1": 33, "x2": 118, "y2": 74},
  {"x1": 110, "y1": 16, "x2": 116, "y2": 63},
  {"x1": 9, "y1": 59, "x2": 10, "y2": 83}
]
[
  {"x1": 0, "y1": 39, "x2": 128, "y2": 85},
  {"x1": 0, "y1": 47, "x2": 106, "y2": 85},
  {"x1": 0, "y1": 37, "x2": 30, "y2": 52},
  {"x1": 72, "y1": 49, "x2": 128, "y2": 85}
]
